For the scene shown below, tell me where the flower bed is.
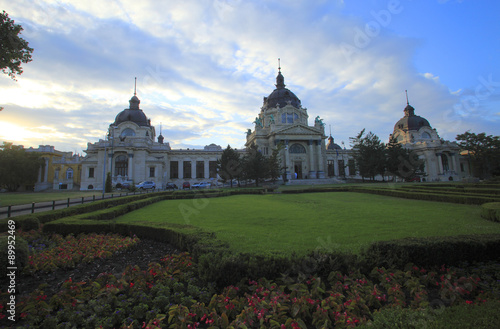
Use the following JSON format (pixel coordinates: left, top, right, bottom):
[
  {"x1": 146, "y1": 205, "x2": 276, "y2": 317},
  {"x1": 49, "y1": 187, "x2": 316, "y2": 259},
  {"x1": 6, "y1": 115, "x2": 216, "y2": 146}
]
[{"x1": 1, "y1": 230, "x2": 499, "y2": 328}]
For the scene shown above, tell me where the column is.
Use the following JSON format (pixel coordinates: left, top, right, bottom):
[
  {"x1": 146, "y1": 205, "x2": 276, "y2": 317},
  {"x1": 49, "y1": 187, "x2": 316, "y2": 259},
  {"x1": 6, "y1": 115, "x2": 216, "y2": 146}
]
[
  {"x1": 191, "y1": 160, "x2": 196, "y2": 179},
  {"x1": 128, "y1": 154, "x2": 134, "y2": 179},
  {"x1": 178, "y1": 160, "x2": 183, "y2": 179},
  {"x1": 316, "y1": 140, "x2": 325, "y2": 178},
  {"x1": 436, "y1": 153, "x2": 443, "y2": 175},
  {"x1": 204, "y1": 160, "x2": 210, "y2": 179},
  {"x1": 284, "y1": 140, "x2": 291, "y2": 181},
  {"x1": 43, "y1": 158, "x2": 49, "y2": 183},
  {"x1": 308, "y1": 140, "x2": 316, "y2": 178}
]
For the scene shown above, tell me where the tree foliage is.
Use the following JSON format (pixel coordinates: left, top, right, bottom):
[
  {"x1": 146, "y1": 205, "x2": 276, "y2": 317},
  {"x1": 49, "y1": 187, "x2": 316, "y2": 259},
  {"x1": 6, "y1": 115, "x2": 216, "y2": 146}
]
[
  {"x1": 105, "y1": 172, "x2": 113, "y2": 193},
  {"x1": 217, "y1": 145, "x2": 242, "y2": 187},
  {"x1": 0, "y1": 11, "x2": 33, "y2": 80},
  {"x1": 386, "y1": 136, "x2": 425, "y2": 180},
  {"x1": 350, "y1": 129, "x2": 386, "y2": 180},
  {"x1": 456, "y1": 131, "x2": 500, "y2": 179},
  {"x1": 242, "y1": 144, "x2": 269, "y2": 187},
  {"x1": 0, "y1": 142, "x2": 43, "y2": 191}
]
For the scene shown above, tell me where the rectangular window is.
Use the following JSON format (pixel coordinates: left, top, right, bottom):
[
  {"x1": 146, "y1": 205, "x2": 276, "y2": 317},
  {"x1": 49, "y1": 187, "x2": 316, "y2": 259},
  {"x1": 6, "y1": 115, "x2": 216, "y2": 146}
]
[
  {"x1": 327, "y1": 160, "x2": 335, "y2": 177},
  {"x1": 149, "y1": 167, "x2": 155, "y2": 177},
  {"x1": 281, "y1": 113, "x2": 286, "y2": 123},
  {"x1": 196, "y1": 161, "x2": 204, "y2": 178},
  {"x1": 460, "y1": 163, "x2": 465, "y2": 172},
  {"x1": 66, "y1": 169, "x2": 73, "y2": 180},
  {"x1": 287, "y1": 113, "x2": 293, "y2": 123},
  {"x1": 88, "y1": 167, "x2": 95, "y2": 178},
  {"x1": 209, "y1": 161, "x2": 218, "y2": 178},
  {"x1": 170, "y1": 161, "x2": 178, "y2": 179},
  {"x1": 183, "y1": 161, "x2": 192, "y2": 179},
  {"x1": 348, "y1": 159, "x2": 356, "y2": 176},
  {"x1": 338, "y1": 160, "x2": 345, "y2": 176}
]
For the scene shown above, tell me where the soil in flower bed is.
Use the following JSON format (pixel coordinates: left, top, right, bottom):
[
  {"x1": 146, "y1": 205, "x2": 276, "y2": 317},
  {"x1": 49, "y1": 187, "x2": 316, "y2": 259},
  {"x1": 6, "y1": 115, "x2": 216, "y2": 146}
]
[{"x1": 9, "y1": 239, "x2": 179, "y2": 300}]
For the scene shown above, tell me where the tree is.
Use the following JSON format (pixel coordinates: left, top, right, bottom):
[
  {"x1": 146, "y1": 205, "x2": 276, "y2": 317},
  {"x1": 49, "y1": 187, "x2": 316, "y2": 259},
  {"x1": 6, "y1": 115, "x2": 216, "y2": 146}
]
[
  {"x1": 385, "y1": 136, "x2": 424, "y2": 181},
  {"x1": 0, "y1": 142, "x2": 43, "y2": 191},
  {"x1": 1, "y1": 11, "x2": 33, "y2": 80},
  {"x1": 105, "y1": 172, "x2": 113, "y2": 193},
  {"x1": 242, "y1": 143, "x2": 269, "y2": 187},
  {"x1": 456, "y1": 131, "x2": 500, "y2": 179},
  {"x1": 350, "y1": 129, "x2": 385, "y2": 181},
  {"x1": 267, "y1": 143, "x2": 284, "y2": 183},
  {"x1": 216, "y1": 145, "x2": 242, "y2": 187}
]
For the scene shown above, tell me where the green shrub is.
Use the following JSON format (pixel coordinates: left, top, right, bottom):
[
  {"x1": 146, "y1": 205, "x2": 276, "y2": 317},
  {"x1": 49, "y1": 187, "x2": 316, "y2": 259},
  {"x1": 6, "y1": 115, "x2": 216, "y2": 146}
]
[
  {"x1": 481, "y1": 202, "x2": 500, "y2": 222},
  {"x1": 361, "y1": 234, "x2": 500, "y2": 270},
  {"x1": 0, "y1": 235, "x2": 29, "y2": 276}
]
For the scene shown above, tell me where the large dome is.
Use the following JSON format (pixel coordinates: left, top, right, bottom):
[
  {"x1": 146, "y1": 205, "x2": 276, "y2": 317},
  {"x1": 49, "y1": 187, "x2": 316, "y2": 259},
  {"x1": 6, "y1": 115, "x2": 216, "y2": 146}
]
[
  {"x1": 394, "y1": 104, "x2": 430, "y2": 132},
  {"x1": 263, "y1": 69, "x2": 301, "y2": 109},
  {"x1": 113, "y1": 94, "x2": 151, "y2": 127}
]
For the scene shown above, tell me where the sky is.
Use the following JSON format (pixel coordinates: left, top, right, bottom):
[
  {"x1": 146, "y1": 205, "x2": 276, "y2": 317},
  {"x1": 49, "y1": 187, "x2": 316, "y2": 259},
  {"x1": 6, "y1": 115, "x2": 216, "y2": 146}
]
[{"x1": 1, "y1": 0, "x2": 499, "y2": 154}]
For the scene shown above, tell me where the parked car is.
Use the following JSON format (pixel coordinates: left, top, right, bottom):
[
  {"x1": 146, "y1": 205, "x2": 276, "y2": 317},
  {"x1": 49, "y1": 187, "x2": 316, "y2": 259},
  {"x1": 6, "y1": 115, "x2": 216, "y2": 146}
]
[
  {"x1": 191, "y1": 182, "x2": 202, "y2": 189},
  {"x1": 136, "y1": 181, "x2": 156, "y2": 190},
  {"x1": 121, "y1": 182, "x2": 131, "y2": 189},
  {"x1": 166, "y1": 183, "x2": 178, "y2": 190},
  {"x1": 182, "y1": 181, "x2": 190, "y2": 189},
  {"x1": 405, "y1": 176, "x2": 421, "y2": 182},
  {"x1": 199, "y1": 182, "x2": 211, "y2": 189}
]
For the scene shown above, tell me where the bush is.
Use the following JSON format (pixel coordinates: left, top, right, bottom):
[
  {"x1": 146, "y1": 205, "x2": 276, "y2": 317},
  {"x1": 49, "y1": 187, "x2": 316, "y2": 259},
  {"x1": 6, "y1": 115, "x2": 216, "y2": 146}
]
[
  {"x1": 361, "y1": 234, "x2": 500, "y2": 270},
  {"x1": 481, "y1": 202, "x2": 500, "y2": 222},
  {"x1": 0, "y1": 235, "x2": 29, "y2": 276}
]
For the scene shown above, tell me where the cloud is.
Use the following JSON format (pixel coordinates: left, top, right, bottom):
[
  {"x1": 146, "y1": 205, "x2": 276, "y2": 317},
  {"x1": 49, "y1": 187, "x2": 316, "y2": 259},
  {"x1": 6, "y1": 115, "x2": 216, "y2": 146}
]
[{"x1": 0, "y1": 0, "x2": 496, "y2": 154}]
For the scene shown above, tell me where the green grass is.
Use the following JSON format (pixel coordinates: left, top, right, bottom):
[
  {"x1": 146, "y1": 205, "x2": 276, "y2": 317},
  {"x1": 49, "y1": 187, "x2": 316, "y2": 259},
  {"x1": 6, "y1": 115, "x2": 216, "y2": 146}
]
[
  {"x1": 115, "y1": 192, "x2": 500, "y2": 256},
  {"x1": 0, "y1": 191, "x2": 107, "y2": 206}
]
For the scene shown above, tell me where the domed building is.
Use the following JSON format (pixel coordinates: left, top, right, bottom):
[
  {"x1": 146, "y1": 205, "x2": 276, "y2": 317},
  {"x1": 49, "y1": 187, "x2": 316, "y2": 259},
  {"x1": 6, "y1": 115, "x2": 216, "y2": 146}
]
[
  {"x1": 246, "y1": 64, "x2": 334, "y2": 181},
  {"x1": 389, "y1": 97, "x2": 465, "y2": 181},
  {"x1": 80, "y1": 84, "x2": 224, "y2": 191}
]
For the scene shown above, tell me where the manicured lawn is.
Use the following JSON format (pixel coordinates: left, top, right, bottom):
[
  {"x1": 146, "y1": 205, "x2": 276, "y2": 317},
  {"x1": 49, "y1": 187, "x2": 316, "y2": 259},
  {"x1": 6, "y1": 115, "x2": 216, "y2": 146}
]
[{"x1": 115, "y1": 192, "x2": 500, "y2": 256}]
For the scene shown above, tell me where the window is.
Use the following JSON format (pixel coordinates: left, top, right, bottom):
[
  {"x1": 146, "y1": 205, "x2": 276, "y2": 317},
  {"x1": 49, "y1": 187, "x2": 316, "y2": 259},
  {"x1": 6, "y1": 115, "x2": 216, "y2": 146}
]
[
  {"x1": 196, "y1": 161, "x2": 204, "y2": 178},
  {"x1": 289, "y1": 143, "x2": 306, "y2": 154},
  {"x1": 54, "y1": 169, "x2": 60, "y2": 180},
  {"x1": 348, "y1": 159, "x2": 356, "y2": 176},
  {"x1": 422, "y1": 132, "x2": 431, "y2": 139},
  {"x1": 183, "y1": 161, "x2": 192, "y2": 179},
  {"x1": 88, "y1": 167, "x2": 95, "y2": 178},
  {"x1": 338, "y1": 160, "x2": 345, "y2": 176},
  {"x1": 170, "y1": 161, "x2": 178, "y2": 179},
  {"x1": 66, "y1": 168, "x2": 73, "y2": 180},
  {"x1": 327, "y1": 160, "x2": 335, "y2": 177},
  {"x1": 209, "y1": 161, "x2": 218, "y2": 178},
  {"x1": 115, "y1": 155, "x2": 128, "y2": 176},
  {"x1": 441, "y1": 154, "x2": 449, "y2": 171},
  {"x1": 282, "y1": 112, "x2": 299, "y2": 124},
  {"x1": 120, "y1": 128, "x2": 136, "y2": 137},
  {"x1": 460, "y1": 163, "x2": 465, "y2": 172},
  {"x1": 149, "y1": 167, "x2": 155, "y2": 177}
]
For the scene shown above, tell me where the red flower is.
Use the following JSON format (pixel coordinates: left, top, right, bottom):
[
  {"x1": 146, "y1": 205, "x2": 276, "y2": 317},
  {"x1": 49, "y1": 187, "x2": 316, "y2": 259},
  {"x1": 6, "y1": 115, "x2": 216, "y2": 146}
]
[{"x1": 466, "y1": 300, "x2": 473, "y2": 304}]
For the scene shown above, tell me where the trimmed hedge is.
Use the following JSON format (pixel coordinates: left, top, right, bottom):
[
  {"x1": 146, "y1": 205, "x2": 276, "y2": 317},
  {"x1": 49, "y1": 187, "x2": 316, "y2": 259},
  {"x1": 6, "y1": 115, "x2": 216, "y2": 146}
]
[
  {"x1": 360, "y1": 234, "x2": 500, "y2": 270},
  {"x1": 0, "y1": 235, "x2": 29, "y2": 276},
  {"x1": 481, "y1": 202, "x2": 500, "y2": 222},
  {"x1": 352, "y1": 187, "x2": 500, "y2": 205}
]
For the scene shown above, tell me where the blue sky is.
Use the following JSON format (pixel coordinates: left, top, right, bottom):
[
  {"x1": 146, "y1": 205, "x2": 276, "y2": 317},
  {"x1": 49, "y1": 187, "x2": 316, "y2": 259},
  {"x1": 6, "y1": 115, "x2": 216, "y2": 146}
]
[{"x1": 0, "y1": 0, "x2": 499, "y2": 154}]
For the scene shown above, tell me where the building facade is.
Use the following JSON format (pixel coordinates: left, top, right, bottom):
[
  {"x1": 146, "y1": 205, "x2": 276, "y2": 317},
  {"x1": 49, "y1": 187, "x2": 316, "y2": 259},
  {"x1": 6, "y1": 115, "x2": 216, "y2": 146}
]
[
  {"x1": 26, "y1": 145, "x2": 82, "y2": 191},
  {"x1": 79, "y1": 67, "x2": 471, "y2": 191}
]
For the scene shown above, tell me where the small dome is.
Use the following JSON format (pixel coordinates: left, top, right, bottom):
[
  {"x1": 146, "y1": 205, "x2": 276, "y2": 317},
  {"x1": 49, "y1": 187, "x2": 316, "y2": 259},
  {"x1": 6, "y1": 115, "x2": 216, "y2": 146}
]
[
  {"x1": 394, "y1": 103, "x2": 430, "y2": 132},
  {"x1": 326, "y1": 135, "x2": 342, "y2": 150},
  {"x1": 263, "y1": 68, "x2": 301, "y2": 109},
  {"x1": 113, "y1": 95, "x2": 151, "y2": 127}
]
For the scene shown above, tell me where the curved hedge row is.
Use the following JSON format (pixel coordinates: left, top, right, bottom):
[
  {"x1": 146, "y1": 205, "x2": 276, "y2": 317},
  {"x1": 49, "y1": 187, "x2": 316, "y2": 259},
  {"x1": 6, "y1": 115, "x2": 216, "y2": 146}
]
[{"x1": 481, "y1": 202, "x2": 500, "y2": 222}]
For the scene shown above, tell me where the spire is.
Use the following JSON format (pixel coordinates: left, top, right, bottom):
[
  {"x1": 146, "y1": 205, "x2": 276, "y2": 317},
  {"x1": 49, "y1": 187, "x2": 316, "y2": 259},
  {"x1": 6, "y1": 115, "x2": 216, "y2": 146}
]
[
  {"x1": 404, "y1": 90, "x2": 415, "y2": 117},
  {"x1": 134, "y1": 77, "x2": 137, "y2": 96},
  {"x1": 275, "y1": 58, "x2": 285, "y2": 89}
]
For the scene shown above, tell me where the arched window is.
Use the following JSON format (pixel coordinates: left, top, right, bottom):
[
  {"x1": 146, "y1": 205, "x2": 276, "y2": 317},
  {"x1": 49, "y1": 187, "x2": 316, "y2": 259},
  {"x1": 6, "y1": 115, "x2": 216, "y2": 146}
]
[
  {"x1": 115, "y1": 155, "x2": 128, "y2": 176},
  {"x1": 120, "y1": 128, "x2": 136, "y2": 137},
  {"x1": 289, "y1": 143, "x2": 306, "y2": 154},
  {"x1": 421, "y1": 132, "x2": 431, "y2": 139},
  {"x1": 441, "y1": 154, "x2": 449, "y2": 171},
  {"x1": 66, "y1": 168, "x2": 73, "y2": 180}
]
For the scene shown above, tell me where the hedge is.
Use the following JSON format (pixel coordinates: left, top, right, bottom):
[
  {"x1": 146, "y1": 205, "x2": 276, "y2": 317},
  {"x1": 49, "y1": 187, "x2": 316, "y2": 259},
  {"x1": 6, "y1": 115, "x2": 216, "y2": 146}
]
[
  {"x1": 481, "y1": 202, "x2": 500, "y2": 222},
  {"x1": 360, "y1": 234, "x2": 500, "y2": 270}
]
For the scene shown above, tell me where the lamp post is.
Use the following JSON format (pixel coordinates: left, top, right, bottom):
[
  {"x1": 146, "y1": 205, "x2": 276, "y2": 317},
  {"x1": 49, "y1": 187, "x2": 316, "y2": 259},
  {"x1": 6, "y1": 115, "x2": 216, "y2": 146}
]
[{"x1": 102, "y1": 139, "x2": 107, "y2": 199}]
